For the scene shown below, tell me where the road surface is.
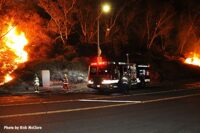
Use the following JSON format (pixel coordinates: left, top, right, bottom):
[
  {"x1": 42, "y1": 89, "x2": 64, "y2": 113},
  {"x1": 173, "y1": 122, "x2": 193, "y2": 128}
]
[{"x1": 1, "y1": 83, "x2": 200, "y2": 133}]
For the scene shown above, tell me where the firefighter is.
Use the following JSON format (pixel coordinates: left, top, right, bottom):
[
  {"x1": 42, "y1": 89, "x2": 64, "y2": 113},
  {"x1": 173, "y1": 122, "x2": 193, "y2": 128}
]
[
  {"x1": 119, "y1": 72, "x2": 129, "y2": 94},
  {"x1": 139, "y1": 72, "x2": 145, "y2": 87},
  {"x1": 63, "y1": 74, "x2": 69, "y2": 92},
  {"x1": 34, "y1": 74, "x2": 40, "y2": 92}
]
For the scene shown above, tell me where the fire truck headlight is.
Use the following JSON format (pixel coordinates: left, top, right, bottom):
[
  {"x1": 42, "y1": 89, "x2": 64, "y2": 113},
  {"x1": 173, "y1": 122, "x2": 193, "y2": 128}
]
[
  {"x1": 102, "y1": 80, "x2": 119, "y2": 84},
  {"x1": 122, "y1": 77, "x2": 128, "y2": 80},
  {"x1": 88, "y1": 80, "x2": 94, "y2": 84},
  {"x1": 145, "y1": 79, "x2": 150, "y2": 82},
  {"x1": 136, "y1": 78, "x2": 140, "y2": 83}
]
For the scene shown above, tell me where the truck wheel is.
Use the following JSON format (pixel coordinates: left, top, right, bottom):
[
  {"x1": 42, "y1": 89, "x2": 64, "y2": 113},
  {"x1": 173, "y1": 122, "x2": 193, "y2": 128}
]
[
  {"x1": 96, "y1": 90, "x2": 104, "y2": 95},
  {"x1": 96, "y1": 89, "x2": 110, "y2": 95},
  {"x1": 137, "y1": 82, "x2": 146, "y2": 88}
]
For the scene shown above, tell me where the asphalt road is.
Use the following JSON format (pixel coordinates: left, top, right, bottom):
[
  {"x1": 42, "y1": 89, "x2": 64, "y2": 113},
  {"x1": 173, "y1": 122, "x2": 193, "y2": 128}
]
[{"x1": 1, "y1": 84, "x2": 200, "y2": 133}]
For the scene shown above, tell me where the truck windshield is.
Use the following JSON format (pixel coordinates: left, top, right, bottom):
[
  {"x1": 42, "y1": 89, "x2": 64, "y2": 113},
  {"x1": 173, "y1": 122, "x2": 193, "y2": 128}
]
[{"x1": 90, "y1": 66, "x2": 111, "y2": 75}]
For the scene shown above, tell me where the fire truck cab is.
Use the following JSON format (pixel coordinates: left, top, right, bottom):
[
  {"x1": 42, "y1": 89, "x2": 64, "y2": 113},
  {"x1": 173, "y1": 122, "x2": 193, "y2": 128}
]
[{"x1": 87, "y1": 61, "x2": 150, "y2": 92}]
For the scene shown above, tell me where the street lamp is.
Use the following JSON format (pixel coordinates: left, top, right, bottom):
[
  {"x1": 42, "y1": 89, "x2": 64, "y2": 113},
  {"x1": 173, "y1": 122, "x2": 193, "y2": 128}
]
[
  {"x1": 97, "y1": 3, "x2": 111, "y2": 62},
  {"x1": 102, "y1": 3, "x2": 111, "y2": 13}
]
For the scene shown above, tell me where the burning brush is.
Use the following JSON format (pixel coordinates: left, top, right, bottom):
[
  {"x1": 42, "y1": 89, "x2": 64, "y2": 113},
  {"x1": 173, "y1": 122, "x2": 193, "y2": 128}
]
[
  {"x1": 0, "y1": 23, "x2": 28, "y2": 85},
  {"x1": 185, "y1": 52, "x2": 200, "y2": 67}
]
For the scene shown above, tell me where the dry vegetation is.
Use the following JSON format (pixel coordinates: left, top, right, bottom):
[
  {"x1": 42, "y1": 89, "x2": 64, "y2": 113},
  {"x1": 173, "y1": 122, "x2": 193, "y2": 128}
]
[{"x1": 0, "y1": 0, "x2": 199, "y2": 91}]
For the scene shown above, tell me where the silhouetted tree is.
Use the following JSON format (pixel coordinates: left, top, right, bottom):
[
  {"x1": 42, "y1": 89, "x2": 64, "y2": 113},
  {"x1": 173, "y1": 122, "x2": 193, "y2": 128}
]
[
  {"x1": 39, "y1": 0, "x2": 77, "y2": 46},
  {"x1": 145, "y1": 3, "x2": 174, "y2": 50},
  {"x1": 75, "y1": 0, "x2": 98, "y2": 44},
  {"x1": 177, "y1": 7, "x2": 200, "y2": 54}
]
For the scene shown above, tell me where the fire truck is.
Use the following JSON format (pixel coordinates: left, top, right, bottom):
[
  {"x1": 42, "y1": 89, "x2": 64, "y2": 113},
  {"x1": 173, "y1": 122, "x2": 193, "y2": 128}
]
[{"x1": 87, "y1": 60, "x2": 150, "y2": 93}]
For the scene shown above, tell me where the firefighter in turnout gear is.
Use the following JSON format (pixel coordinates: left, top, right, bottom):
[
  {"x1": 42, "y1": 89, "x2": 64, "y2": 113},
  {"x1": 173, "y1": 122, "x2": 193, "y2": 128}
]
[
  {"x1": 63, "y1": 74, "x2": 69, "y2": 92},
  {"x1": 120, "y1": 72, "x2": 129, "y2": 94},
  {"x1": 34, "y1": 74, "x2": 40, "y2": 92}
]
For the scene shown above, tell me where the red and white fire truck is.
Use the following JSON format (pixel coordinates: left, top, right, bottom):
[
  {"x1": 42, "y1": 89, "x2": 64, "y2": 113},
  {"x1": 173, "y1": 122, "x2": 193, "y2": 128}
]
[{"x1": 87, "y1": 59, "x2": 150, "y2": 93}]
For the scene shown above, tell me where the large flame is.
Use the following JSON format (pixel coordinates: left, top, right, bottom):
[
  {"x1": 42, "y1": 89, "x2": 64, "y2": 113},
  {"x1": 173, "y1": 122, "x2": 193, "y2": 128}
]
[
  {"x1": 3, "y1": 25, "x2": 28, "y2": 63},
  {"x1": 0, "y1": 24, "x2": 28, "y2": 84},
  {"x1": 185, "y1": 52, "x2": 200, "y2": 67},
  {"x1": 4, "y1": 74, "x2": 13, "y2": 83}
]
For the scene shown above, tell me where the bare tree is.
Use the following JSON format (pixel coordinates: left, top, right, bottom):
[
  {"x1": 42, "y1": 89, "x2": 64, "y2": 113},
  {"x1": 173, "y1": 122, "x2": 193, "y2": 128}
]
[
  {"x1": 76, "y1": 0, "x2": 136, "y2": 45},
  {"x1": 146, "y1": 5, "x2": 174, "y2": 49},
  {"x1": 39, "y1": 0, "x2": 77, "y2": 46},
  {"x1": 75, "y1": 0, "x2": 98, "y2": 44},
  {"x1": 103, "y1": 1, "x2": 128, "y2": 42},
  {"x1": 101, "y1": 0, "x2": 139, "y2": 57},
  {"x1": 177, "y1": 10, "x2": 200, "y2": 55}
]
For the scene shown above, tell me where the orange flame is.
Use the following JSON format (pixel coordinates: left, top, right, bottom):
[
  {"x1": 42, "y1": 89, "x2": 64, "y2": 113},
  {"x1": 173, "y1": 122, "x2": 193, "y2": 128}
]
[
  {"x1": 3, "y1": 25, "x2": 28, "y2": 63},
  {"x1": 4, "y1": 74, "x2": 13, "y2": 83},
  {"x1": 185, "y1": 52, "x2": 200, "y2": 67},
  {"x1": 0, "y1": 23, "x2": 28, "y2": 84}
]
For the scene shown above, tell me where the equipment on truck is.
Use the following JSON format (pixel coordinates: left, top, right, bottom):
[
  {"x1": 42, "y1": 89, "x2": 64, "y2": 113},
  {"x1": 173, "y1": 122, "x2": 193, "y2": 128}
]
[{"x1": 87, "y1": 60, "x2": 150, "y2": 93}]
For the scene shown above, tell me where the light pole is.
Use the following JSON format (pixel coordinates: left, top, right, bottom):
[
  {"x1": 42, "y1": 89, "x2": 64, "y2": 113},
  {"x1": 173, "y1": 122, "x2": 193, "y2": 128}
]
[
  {"x1": 126, "y1": 53, "x2": 129, "y2": 64},
  {"x1": 97, "y1": 2, "x2": 111, "y2": 62}
]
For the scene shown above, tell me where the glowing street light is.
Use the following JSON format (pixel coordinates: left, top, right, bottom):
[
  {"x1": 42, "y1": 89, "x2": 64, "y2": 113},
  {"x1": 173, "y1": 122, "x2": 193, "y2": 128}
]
[
  {"x1": 97, "y1": 3, "x2": 111, "y2": 61},
  {"x1": 102, "y1": 3, "x2": 111, "y2": 13}
]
